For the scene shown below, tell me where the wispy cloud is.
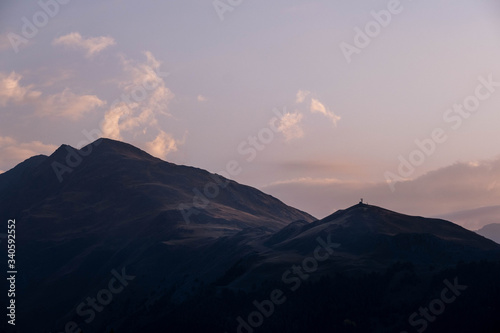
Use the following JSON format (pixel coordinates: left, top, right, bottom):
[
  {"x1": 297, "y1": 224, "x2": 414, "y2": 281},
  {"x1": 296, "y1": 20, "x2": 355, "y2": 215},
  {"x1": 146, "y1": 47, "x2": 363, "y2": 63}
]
[
  {"x1": 197, "y1": 95, "x2": 207, "y2": 102},
  {"x1": 273, "y1": 160, "x2": 365, "y2": 178},
  {"x1": 0, "y1": 71, "x2": 41, "y2": 106},
  {"x1": 101, "y1": 51, "x2": 174, "y2": 140},
  {"x1": 296, "y1": 90, "x2": 311, "y2": 104},
  {"x1": 101, "y1": 104, "x2": 130, "y2": 141},
  {"x1": 0, "y1": 136, "x2": 57, "y2": 171},
  {"x1": 276, "y1": 111, "x2": 304, "y2": 141},
  {"x1": 37, "y1": 88, "x2": 105, "y2": 120},
  {"x1": 145, "y1": 130, "x2": 182, "y2": 159},
  {"x1": 0, "y1": 71, "x2": 105, "y2": 120},
  {"x1": 310, "y1": 98, "x2": 341, "y2": 126},
  {"x1": 294, "y1": 90, "x2": 341, "y2": 127},
  {"x1": 52, "y1": 32, "x2": 116, "y2": 57},
  {"x1": 263, "y1": 177, "x2": 346, "y2": 187},
  {"x1": 100, "y1": 51, "x2": 184, "y2": 159}
]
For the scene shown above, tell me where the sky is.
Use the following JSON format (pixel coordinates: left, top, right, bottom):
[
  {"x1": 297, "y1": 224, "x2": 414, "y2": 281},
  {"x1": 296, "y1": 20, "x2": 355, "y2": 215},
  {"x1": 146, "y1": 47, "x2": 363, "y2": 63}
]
[{"x1": 1, "y1": 0, "x2": 500, "y2": 228}]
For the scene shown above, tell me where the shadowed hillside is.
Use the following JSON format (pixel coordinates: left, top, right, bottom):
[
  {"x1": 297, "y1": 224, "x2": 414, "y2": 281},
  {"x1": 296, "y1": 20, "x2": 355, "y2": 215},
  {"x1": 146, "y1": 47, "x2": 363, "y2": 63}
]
[{"x1": 1, "y1": 139, "x2": 499, "y2": 333}]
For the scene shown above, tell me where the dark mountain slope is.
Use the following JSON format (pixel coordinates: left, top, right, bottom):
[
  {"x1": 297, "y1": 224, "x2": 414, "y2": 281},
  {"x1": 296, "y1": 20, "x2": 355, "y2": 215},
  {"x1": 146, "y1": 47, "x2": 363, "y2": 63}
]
[
  {"x1": 1, "y1": 138, "x2": 315, "y2": 232},
  {"x1": 213, "y1": 203, "x2": 500, "y2": 291},
  {"x1": 0, "y1": 138, "x2": 314, "y2": 333},
  {"x1": 0, "y1": 154, "x2": 47, "y2": 195},
  {"x1": 124, "y1": 205, "x2": 500, "y2": 332},
  {"x1": 1, "y1": 139, "x2": 499, "y2": 333}
]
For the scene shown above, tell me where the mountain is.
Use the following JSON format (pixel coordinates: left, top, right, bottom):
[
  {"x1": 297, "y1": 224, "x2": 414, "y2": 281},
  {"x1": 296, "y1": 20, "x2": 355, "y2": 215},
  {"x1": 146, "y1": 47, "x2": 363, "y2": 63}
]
[
  {"x1": 0, "y1": 138, "x2": 314, "y2": 333},
  {"x1": 438, "y1": 205, "x2": 500, "y2": 230},
  {"x1": 0, "y1": 138, "x2": 315, "y2": 232},
  {"x1": 174, "y1": 203, "x2": 499, "y2": 292},
  {"x1": 476, "y1": 223, "x2": 500, "y2": 244},
  {"x1": 130, "y1": 203, "x2": 500, "y2": 333},
  {"x1": 1, "y1": 138, "x2": 499, "y2": 333}
]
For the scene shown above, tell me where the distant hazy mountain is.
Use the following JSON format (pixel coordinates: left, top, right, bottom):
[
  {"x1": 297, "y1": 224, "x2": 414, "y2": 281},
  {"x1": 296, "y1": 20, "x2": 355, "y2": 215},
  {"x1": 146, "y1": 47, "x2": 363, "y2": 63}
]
[
  {"x1": 476, "y1": 223, "x2": 500, "y2": 244},
  {"x1": 438, "y1": 205, "x2": 500, "y2": 230},
  {"x1": 1, "y1": 139, "x2": 499, "y2": 333}
]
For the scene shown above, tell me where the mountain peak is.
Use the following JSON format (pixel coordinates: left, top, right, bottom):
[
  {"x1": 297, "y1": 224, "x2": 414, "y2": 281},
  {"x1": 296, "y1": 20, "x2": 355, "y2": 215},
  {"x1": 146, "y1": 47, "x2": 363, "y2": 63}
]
[
  {"x1": 308, "y1": 202, "x2": 500, "y2": 252},
  {"x1": 320, "y1": 202, "x2": 390, "y2": 223},
  {"x1": 1, "y1": 137, "x2": 315, "y2": 231},
  {"x1": 48, "y1": 138, "x2": 162, "y2": 166},
  {"x1": 87, "y1": 137, "x2": 137, "y2": 150},
  {"x1": 82, "y1": 137, "x2": 151, "y2": 155}
]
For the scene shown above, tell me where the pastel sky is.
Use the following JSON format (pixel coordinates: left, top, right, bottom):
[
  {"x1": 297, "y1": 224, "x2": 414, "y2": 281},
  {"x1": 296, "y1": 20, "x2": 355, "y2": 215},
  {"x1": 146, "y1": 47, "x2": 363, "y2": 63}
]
[{"x1": 1, "y1": 0, "x2": 500, "y2": 228}]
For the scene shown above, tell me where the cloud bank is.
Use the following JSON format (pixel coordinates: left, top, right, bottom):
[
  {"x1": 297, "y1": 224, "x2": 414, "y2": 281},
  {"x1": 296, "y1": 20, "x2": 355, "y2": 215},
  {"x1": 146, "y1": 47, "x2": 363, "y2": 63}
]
[
  {"x1": 0, "y1": 137, "x2": 57, "y2": 172},
  {"x1": 262, "y1": 157, "x2": 500, "y2": 228}
]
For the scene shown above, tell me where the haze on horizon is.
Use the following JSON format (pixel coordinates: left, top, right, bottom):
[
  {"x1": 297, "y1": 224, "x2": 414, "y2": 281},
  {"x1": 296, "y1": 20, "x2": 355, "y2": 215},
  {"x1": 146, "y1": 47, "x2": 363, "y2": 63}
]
[{"x1": 1, "y1": 0, "x2": 500, "y2": 227}]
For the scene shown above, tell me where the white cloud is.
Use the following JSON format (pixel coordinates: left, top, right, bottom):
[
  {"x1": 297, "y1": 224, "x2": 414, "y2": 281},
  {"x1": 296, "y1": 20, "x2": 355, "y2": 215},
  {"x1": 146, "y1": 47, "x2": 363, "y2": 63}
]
[
  {"x1": 145, "y1": 130, "x2": 180, "y2": 159},
  {"x1": 119, "y1": 51, "x2": 169, "y2": 94},
  {"x1": 0, "y1": 136, "x2": 57, "y2": 172},
  {"x1": 102, "y1": 51, "x2": 174, "y2": 141},
  {"x1": 52, "y1": 32, "x2": 116, "y2": 57},
  {"x1": 197, "y1": 95, "x2": 207, "y2": 102},
  {"x1": 101, "y1": 103, "x2": 132, "y2": 140},
  {"x1": 310, "y1": 98, "x2": 341, "y2": 126},
  {"x1": 293, "y1": 90, "x2": 341, "y2": 128},
  {"x1": 38, "y1": 88, "x2": 105, "y2": 120},
  {"x1": 0, "y1": 137, "x2": 16, "y2": 147},
  {"x1": 296, "y1": 90, "x2": 310, "y2": 104},
  {"x1": 0, "y1": 71, "x2": 41, "y2": 106},
  {"x1": 0, "y1": 71, "x2": 105, "y2": 120},
  {"x1": 276, "y1": 111, "x2": 304, "y2": 141}
]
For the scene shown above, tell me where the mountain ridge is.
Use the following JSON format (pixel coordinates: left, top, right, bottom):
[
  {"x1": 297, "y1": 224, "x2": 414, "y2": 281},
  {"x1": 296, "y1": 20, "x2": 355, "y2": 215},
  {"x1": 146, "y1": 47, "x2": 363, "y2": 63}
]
[{"x1": 1, "y1": 138, "x2": 499, "y2": 332}]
